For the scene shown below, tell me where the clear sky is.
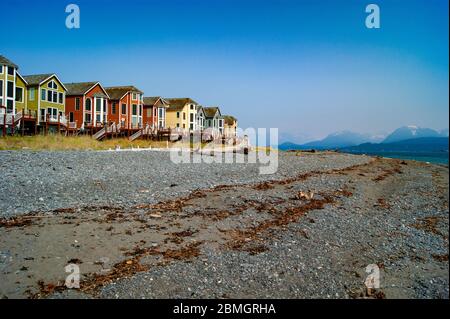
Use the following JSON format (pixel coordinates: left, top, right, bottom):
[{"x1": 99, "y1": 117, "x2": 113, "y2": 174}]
[{"x1": 2, "y1": 0, "x2": 448, "y2": 142}]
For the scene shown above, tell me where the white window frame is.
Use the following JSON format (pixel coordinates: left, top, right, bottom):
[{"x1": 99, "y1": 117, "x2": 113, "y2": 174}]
[
  {"x1": 15, "y1": 87, "x2": 23, "y2": 103},
  {"x1": 29, "y1": 87, "x2": 35, "y2": 101}
]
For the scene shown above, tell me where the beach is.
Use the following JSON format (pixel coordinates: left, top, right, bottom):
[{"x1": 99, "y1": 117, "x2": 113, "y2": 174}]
[{"x1": 0, "y1": 151, "x2": 448, "y2": 299}]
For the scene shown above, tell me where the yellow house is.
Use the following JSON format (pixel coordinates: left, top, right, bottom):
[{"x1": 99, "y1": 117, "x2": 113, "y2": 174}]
[
  {"x1": 0, "y1": 55, "x2": 27, "y2": 115},
  {"x1": 223, "y1": 115, "x2": 238, "y2": 137},
  {"x1": 165, "y1": 98, "x2": 199, "y2": 131},
  {"x1": 22, "y1": 74, "x2": 67, "y2": 125}
]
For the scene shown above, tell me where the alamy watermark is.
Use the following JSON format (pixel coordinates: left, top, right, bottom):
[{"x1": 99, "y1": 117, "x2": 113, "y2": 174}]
[
  {"x1": 65, "y1": 4, "x2": 80, "y2": 29},
  {"x1": 169, "y1": 127, "x2": 279, "y2": 175},
  {"x1": 365, "y1": 4, "x2": 380, "y2": 29}
]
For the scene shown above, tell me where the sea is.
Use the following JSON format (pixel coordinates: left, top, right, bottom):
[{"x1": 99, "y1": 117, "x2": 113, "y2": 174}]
[{"x1": 341, "y1": 151, "x2": 449, "y2": 165}]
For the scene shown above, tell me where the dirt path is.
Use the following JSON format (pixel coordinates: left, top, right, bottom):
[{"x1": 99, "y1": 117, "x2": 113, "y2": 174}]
[{"x1": 0, "y1": 156, "x2": 448, "y2": 299}]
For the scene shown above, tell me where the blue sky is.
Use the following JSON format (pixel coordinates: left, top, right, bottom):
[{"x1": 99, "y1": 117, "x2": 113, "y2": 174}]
[{"x1": 2, "y1": 0, "x2": 448, "y2": 142}]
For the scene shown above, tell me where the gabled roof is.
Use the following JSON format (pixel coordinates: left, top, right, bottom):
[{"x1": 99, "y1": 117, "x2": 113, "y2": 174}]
[
  {"x1": 16, "y1": 72, "x2": 28, "y2": 85},
  {"x1": 65, "y1": 82, "x2": 97, "y2": 96},
  {"x1": 203, "y1": 106, "x2": 221, "y2": 118},
  {"x1": 105, "y1": 86, "x2": 143, "y2": 100},
  {"x1": 22, "y1": 73, "x2": 67, "y2": 91},
  {"x1": 143, "y1": 96, "x2": 169, "y2": 107},
  {"x1": 223, "y1": 115, "x2": 237, "y2": 125},
  {"x1": 22, "y1": 74, "x2": 54, "y2": 85},
  {"x1": 0, "y1": 55, "x2": 18, "y2": 69},
  {"x1": 164, "y1": 98, "x2": 198, "y2": 111},
  {"x1": 64, "y1": 82, "x2": 110, "y2": 98}
]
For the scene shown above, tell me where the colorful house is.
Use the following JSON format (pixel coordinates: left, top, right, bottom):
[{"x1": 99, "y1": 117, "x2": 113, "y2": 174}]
[
  {"x1": 0, "y1": 55, "x2": 27, "y2": 115},
  {"x1": 203, "y1": 106, "x2": 224, "y2": 135},
  {"x1": 105, "y1": 86, "x2": 143, "y2": 129},
  {"x1": 64, "y1": 82, "x2": 110, "y2": 129},
  {"x1": 223, "y1": 115, "x2": 238, "y2": 137},
  {"x1": 165, "y1": 98, "x2": 199, "y2": 131},
  {"x1": 196, "y1": 106, "x2": 206, "y2": 131},
  {"x1": 22, "y1": 73, "x2": 67, "y2": 125},
  {"x1": 143, "y1": 96, "x2": 169, "y2": 129}
]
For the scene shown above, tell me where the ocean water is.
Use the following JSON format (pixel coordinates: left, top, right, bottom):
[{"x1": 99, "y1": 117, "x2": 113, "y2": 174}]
[{"x1": 342, "y1": 151, "x2": 449, "y2": 165}]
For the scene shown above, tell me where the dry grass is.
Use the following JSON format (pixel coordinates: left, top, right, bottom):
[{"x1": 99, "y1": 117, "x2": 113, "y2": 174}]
[{"x1": 0, "y1": 135, "x2": 178, "y2": 151}]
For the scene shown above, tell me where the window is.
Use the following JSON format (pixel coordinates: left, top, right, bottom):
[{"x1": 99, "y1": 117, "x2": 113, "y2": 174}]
[
  {"x1": 103, "y1": 100, "x2": 106, "y2": 112},
  {"x1": 190, "y1": 123, "x2": 193, "y2": 130},
  {"x1": 69, "y1": 112, "x2": 74, "y2": 122},
  {"x1": 96, "y1": 114, "x2": 101, "y2": 123},
  {"x1": 85, "y1": 113, "x2": 91, "y2": 123},
  {"x1": 0, "y1": 65, "x2": 3, "y2": 74},
  {"x1": 53, "y1": 91, "x2": 58, "y2": 103},
  {"x1": 183, "y1": 112, "x2": 186, "y2": 120},
  {"x1": 132, "y1": 104, "x2": 137, "y2": 115},
  {"x1": 47, "y1": 81, "x2": 58, "y2": 89},
  {"x1": 7, "y1": 100, "x2": 13, "y2": 112},
  {"x1": 85, "y1": 98, "x2": 92, "y2": 111},
  {"x1": 7, "y1": 81, "x2": 14, "y2": 98},
  {"x1": 47, "y1": 90, "x2": 52, "y2": 102},
  {"x1": 15, "y1": 87, "x2": 23, "y2": 102},
  {"x1": 176, "y1": 123, "x2": 180, "y2": 128},
  {"x1": 190, "y1": 113, "x2": 194, "y2": 122},
  {"x1": 7, "y1": 66, "x2": 14, "y2": 76},
  {"x1": 112, "y1": 102, "x2": 116, "y2": 114},
  {"x1": 75, "y1": 98, "x2": 80, "y2": 110},
  {"x1": 183, "y1": 124, "x2": 186, "y2": 129},
  {"x1": 121, "y1": 103, "x2": 126, "y2": 114},
  {"x1": 96, "y1": 98, "x2": 102, "y2": 112},
  {"x1": 190, "y1": 104, "x2": 194, "y2": 110},
  {"x1": 0, "y1": 80, "x2": 3, "y2": 97},
  {"x1": 41, "y1": 89, "x2": 46, "y2": 100},
  {"x1": 132, "y1": 93, "x2": 137, "y2": 100},
  {"x1": 176, "y1": 112, "x2": 180, "y2": 118},
  {"x1": 59, "y1": 93, "x2": 63, "y2": 104},
  {"x1": 29, "y1": 88, "x2": 35, "y2": 101}
]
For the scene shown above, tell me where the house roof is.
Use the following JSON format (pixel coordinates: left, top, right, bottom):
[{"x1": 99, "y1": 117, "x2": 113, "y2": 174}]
[
  {"x1": 105, "y1": 86, "x2": 143, "y2": 100},
  {"x1": 223, "y1": 115, "x2": 237, "y2": 125},
  {"x1": 203, "y1": 106, "x2": 221, "y2": 118},
  {"x1": 165, "y1": 98, "x2": 198, "y2": 111},
  {"x1": 22, "y1": 74, "x2": 54, "y2": 86},
  {"x1": 143, "y1": 96, "x2": 169, "y2": 107},
  {"x1": 22, "y1": 73, "x2": 67, "y2": 91},
  {"x1": 65, "y1": 82, "x2": 98, "y2": 96},
  {"x1": 0, "y1": 55, "x2": 18, "y2": 69}
]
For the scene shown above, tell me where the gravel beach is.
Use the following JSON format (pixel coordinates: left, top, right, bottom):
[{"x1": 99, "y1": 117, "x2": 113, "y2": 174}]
[{"x1": 0, "y1": 150, "x2": 448, "y2": 299}]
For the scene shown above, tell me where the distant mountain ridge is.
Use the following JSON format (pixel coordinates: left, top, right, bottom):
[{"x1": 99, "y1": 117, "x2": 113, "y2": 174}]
[
  {"x1": 296, "y1": 131, "x2": 383, "y2": 150},
  {"x1": 382, "y1": 126, "x2": 442, "y2": 144},
  {"x1": 340, "y1": 137, "x2": 449, "y2": 153},
  {"x1": 279, "y1": 126, "x2": 449, "y2": 151}
]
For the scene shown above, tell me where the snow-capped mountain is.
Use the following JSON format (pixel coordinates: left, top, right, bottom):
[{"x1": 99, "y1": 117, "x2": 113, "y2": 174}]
[{"x1": 382, "y1": 126, "x2": 441, "y2": 144}]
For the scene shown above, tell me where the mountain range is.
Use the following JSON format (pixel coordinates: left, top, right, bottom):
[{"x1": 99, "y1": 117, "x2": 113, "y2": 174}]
[{"x1": 279, "y1": 126, "x2": 449, "y2": 151}]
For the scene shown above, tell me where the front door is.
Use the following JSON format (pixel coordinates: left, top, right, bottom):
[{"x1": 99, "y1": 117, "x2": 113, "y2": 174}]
[{"x1": 69, "y1": 112, "x2": 74, "y2": 122}]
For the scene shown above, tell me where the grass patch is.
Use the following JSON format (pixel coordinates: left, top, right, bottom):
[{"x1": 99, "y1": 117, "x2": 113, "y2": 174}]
[{"x1": 0, "y1": 135, "x2": 173, "y2": 151}]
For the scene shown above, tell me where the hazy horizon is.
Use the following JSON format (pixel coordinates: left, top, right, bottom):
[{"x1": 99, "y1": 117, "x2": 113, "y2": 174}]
[{"x1": 2, "y1": 0, "x2": 449, "y2": 141}]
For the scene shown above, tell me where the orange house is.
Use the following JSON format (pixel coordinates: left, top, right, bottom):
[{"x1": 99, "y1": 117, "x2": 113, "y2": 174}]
[
  {"x1": 143, "y1": 96, "x2": 169, "y2": 129},
  {"x1": 65, "y1": 82, "x2": 110, "y2": 129},
  {"x1": 105, "y1": 86, "x2": 143, "y2": 129}
]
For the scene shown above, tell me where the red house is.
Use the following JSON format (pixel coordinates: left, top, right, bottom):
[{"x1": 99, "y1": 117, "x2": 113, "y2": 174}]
[
  {"x1": 143, "y1": 96, "x2": 169, "y2": 129},
  {"x1": 105, "y1": 86, "x2": 143, "y2": 130},
  {"x1": 64, "y1": 82, "x2": 110, "y2": 129}
]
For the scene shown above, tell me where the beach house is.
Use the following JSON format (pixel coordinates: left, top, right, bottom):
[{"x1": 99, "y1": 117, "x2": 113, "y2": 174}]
[
  {"x1": 143, "y1": 96, "x2": 169, "y2": 129},
  {"x1": 165, "y1": 98, "x2": 199, "y2": 131},
  {"x1": 223, "y1": 115, "x2": 238, "y2": 137},
  {"x1": 64, "y1": 82, "x2": 110, "y2": 129},
  {"x1": 22, "y1": 73, "x2": 67, "y2": 130},
  {"x1": 0, "y1": 55, "x2": 28, "y2": 115},
  {"x1": 105, "y1": 86, "x2": 143, "y2": 130}
]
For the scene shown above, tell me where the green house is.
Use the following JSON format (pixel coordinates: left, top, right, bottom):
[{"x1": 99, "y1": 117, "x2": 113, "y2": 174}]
[
  {"x1": 0, "y1": 55, "x2": 27, "y2": 115},
  {"x1": 22, "y1": 74, "x2": 67, "y2": 124}
]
